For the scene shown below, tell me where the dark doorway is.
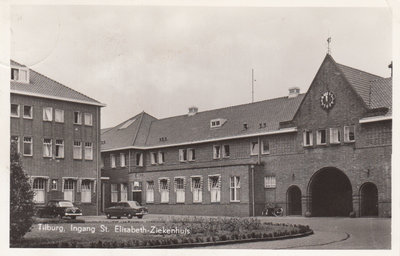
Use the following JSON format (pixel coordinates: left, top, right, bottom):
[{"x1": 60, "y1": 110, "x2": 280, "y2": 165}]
[
  {"x1": 360, "y1": 183, "x2": 378, "y2": 216},
  {"x1": 310, "y1": 168, "x2": 353, "y2": 217},
  {"x1": 287, "y1": 186, "x2": 302, "y2": 215},
  {"x1": 132, "y1": 192, "x2": 142, "y2": 204}
]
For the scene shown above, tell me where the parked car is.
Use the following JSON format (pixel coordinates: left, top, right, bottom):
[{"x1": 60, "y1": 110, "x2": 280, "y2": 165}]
[
  {"x1": 35, "y1": 199, "x2": 82, "y2": 219},
  {"x1": 104, "y1": 201, "x2": 148, "y2": 219}
]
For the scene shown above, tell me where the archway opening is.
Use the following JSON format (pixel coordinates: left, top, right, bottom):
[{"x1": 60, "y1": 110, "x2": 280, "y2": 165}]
[
  {"x1": 287, "y1": 186, "x2": 302, "y2": 215},
  {"x1": 360, "y1": 182, "x2": 378, "y2": 217},
  {"x1": 310, "y1": 168, "x2": 352, "y2": 217}
]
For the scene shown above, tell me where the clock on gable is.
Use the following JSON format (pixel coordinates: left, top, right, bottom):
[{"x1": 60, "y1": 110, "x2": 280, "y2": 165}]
[{"x1": 320, "y1": 91, "x2": 335, "y2": 110}]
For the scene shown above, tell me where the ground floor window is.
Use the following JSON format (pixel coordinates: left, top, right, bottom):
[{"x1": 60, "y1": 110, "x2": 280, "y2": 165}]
[
  {"x1": 230, "y1": 176, "x2": 240, "y2": 202},
  {"x1": 159, "y1": 178, "x2": 170, "y2": 203},
  {"x1": 146, "y1": 181, "x2": 154, "y2": 203},
  {"x1": 120, "y1": 184, "x2": 128, "y2": 202},
  {"x1": 175, "y1": 177, "x2": 185, "y2": 203},
  {"x1": 209, "y1": 175, "x2": 221, "y2": 203},
  {"x1": 81, "y1": 180, "x2": 92, "y2": 203},
  {"x1": 64, "y1": 179, "x2": 75, "y2": 202},
  {"x1": 111, "y1": 184, "x2": 118, "y2": 203},
  {"x1": 33, "y1": 178, "x2": 46, "y2": 203},
  {"x1": 191, "y1": 176, "x2": 202, "y2": 203}
]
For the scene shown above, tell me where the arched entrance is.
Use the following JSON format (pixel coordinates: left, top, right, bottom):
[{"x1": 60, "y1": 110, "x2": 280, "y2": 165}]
[
  {"x1": 360, "y1": 182, "x2": 378, "y2": 217},
  {"x1": 309, "y1": 167, "x2": 353, "y2": 217},
  {"x1": 287, "y1": 186, "x2": 302, "y2": 215}
]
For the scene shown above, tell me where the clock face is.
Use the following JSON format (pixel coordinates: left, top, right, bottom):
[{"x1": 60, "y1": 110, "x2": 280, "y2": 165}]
[{"x1": 320, "y1": 91, "x2": 335, "y2": 110}]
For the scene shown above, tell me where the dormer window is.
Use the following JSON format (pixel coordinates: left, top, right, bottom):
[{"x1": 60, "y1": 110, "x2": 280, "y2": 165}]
[
  {"x1": 11, "y1": 67, "x2": 29, "y2": 83},
  {"x1": 210, "y1": 118, "x2": 226, "y2": 128},
  {"x1": 119, "y1": 118, "x2": 136, "y2": 129}
]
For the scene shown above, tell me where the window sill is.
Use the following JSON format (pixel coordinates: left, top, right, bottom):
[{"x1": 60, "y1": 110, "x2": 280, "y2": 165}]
[
  {"x1": 73, "y1": 123, "x2": 82, "y2": 125},
  {"x1": 23, "y1": 154, "x2": 33, "y2": 157},
  {"x1": 84, "y1": 124, "x2": 93, "y2": 127},
  {"x1": 330, "y1": 142, "x2": 341, "y2": 145},
  {"x1": 261, "y1": 152, "x2": 270, "y2": 155},
  {"x1": 23, "y1": 117, "x2": 33, "y2": 120},
  {"x1": 55, "y1": 121, "x2": 64, "y2": 124},
  {"x1": 55, "y1": 157, "x2": 64, "y2": 159},
  {"x1": 85, "y1": 159, "x2": 93, "y2": 161},
  {"x1": 316, "y1": 143, "x2": 327, "y2": 146}
]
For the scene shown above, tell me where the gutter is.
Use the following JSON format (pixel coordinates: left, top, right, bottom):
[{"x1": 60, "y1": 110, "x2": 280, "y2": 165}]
[
  {"x1": 101, "y1": 127, "x2": 298, "y2": 152},
  {"x1": 359, "y1": 115, "x2": 392, "y2": 124}
]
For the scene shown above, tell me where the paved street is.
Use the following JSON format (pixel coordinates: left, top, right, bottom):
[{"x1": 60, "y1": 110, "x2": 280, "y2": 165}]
[{"x1": 81, "y1": 214, "x2": 391, "y2": 249}]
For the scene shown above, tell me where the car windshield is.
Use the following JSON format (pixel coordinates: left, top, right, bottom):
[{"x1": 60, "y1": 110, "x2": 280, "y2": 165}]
[
  {"x1": 58, "y1": 201, "x2": 74, "y2": 207},
  {"x1": 127, "y1": 201, "x2": 140, "y2": 207}
]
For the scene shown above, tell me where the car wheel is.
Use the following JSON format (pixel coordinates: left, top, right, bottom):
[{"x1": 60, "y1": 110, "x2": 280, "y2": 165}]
[
  {"x1": 127, "y1": 213, "x2": 133, "y2": 219},
  {"x1": 106, "y1": 213, "x2": 111, "y2": 219},
  {"x1": 137, "y1": 215, "x2": 143, "y2": 219}
]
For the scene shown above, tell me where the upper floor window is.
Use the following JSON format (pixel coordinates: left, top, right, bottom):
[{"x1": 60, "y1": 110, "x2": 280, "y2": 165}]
[
  {"x1": 84, "y1": 113, "x2": 93, "y2": 126},
  {"x1": 188, "y1": 148, "x2": 196, "y2": 161},
  {"x1": 84, "y1": 142, "x2": 93, "y2": 160},
  {"x1": 51, "y1": 179, "x2": 58, "y2": 190},
  {"x1": 43, "y1": 107, "x2": 53, "y2": 121},
  {"x1": 136, "y1": 153, "x2": 143, "y2": 166},
  {"x1": 11, "y1": 136, "x2": 20, "y2": 153},
  {"x1": 264, "y1": 176, "x2": 276, "y2": 188},
  {"x1": 179, "y1": 149, "x2": 187, "y2": 162},
  {"x1": 23, "y1": 137, "x2": 33, "y2": 156},
  {"x1": 11, "y1": 104, "x2": 19, "y2": 117},
  {"x1": 250, "y1": 141, "x2": 259, "y2": 155},
  {"x1": 303, "y1": 130, "x2": 313, "y2": 147},
  {"x1": 74, "y1": 111, "x2": 82, "y2": 124},
  {"x1": 11, "y1": 67, "x2": 29, "y2": 83},
  {"x1": 43, "y1": 138, "x2": 52, "y2": 157},
  {"x1": 158, "y1": 152, "x2": 165, "y2": 164},
  {"x1": 317, "y1": 129, "x2": 327, "y2": 145},
  {"x1": 111, "y1": 154, "x2": 116, "y2": 168},
  {"x1": 73, "y1": 141, "x2": 82, "y2": 159},
  {"x1": 55, "y1": 139, "x2": 64, "y2": 158},
  {"x1": 23, "y1": 106, "x2": 33, "y2": 119},
  {"x1": 222, "y1": 145, "x2": 230, "y2": 158},
  {"x1": 261, "y1": 139, "x2": 270, "y2": 154},
  {"x1": 55, "y1": 109, "x2": 64, "y2": 123},
  {"x1": 120, "y1": 153, "x2": 126, "y2": 167},
  {"x1": 344, "y1": 126, "x2": 355, "y2": 143},
  {"x1": 330, "y1": 128, "x2": 341, "y2": 144},
  {"x1": 150, "y1": 152, "x2": 158, "y2": 165},
  {"x1": 213, "y1": 145, "x2": 221, "y2": 159}
]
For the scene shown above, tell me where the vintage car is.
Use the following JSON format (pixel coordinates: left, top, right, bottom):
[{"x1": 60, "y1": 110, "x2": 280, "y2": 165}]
[
  {"x1": 104, "y1": 201, "x2": 148, "y2": 219},
  {"x1": 35, "y1": 199, "x2": 83, "y2": 219}
]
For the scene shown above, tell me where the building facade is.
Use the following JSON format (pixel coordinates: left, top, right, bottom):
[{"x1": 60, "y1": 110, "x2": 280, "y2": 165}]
[
  {"x1": 10, "y1": 60, "x2": 105, "y2": 215},
  {"x1": 100, "y1": 54, "x2": 392, "y2": 217}
]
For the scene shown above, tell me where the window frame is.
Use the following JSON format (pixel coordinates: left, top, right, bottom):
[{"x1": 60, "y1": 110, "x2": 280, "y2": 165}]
[
  {"x1": 55, "y1": 109, "x2": 64, "y2": 123},
  {"x1": 179, "y1": 149, "x2": 187, "y2": 162},
  {"x1": 11, "y1": 136, "x2": 20, "y2": 153},
  {"x1": 188, "y1": 148, "x2": 196, "y2": 161},
  {"x1": 23, "y1": 137, "x2": 33, "y2": 156},
  {"x1": 73, "y1": 141, "x2": 82, "y2": 160},
  {"x1": 303, "y1": 130, "x2": 313, "y2": 147},
  {"x1": 84, "y1": 113, "x2": 93, "y2": 126},
  {"x1": 230, "y1": 176, "x2": 241, "y2": 202},
  {"x1": 43, "y1": 138, "x2": 53, "y2": 158},
  {"x1": 264, "y1": 176, "x2": 277, "y2": 189},
  {"x1": 222, "y1": 144, "x2": 230, "y2": 158},
  {"x1": 51, "y1": 179, "x2": 58, "y2": 190},
  {"x1": 213, "y1": 145, "x2": 221, "y2": 159},
  {"x1": 150, "y1": 152, "x2": 158, "y2": 165},
  {"x1": 73, "y1": 111, "x2": 82, "y2": 125},
  {"x1": 111, "y1": 154, "x2": 116, "y2": 168},
  {"x1": 329, "y1": 127, "x2": 341, "y2": 144},
  {"x1": 146, "y1": 181, "x2": 155, "y2": 203},
  {"x1": 136, "y1": 153, "x2": 143, "y2": 167},
  {"x1": 11, "y1": 67, "x2": 29, "y2": 83},
  {"x1": 43, "y1": 107, "x2": 53, "y2": 122},
  {"x1": 250, "y1": 141, "x2": 259, "y2": 155},
  {"x1": 316, "y1": 129, "x2": 327, "y2": 145},
  {"x1": 261, "y1": 139, "x2": 270, "y2": 154},
  {"x1": 120, "y1": 153, "x2": 126, "y2": 167},
  {"x1": 84, "y1": 142, "x2": 93, "y2": 160},
  {"x1": 55, "y1": 139, "x2": 64, "y2": 159},
  {"x1": 158, "y1": 151, "x2": 165, "y2": 164},
  {"x1": 344, "y1": 126, "x2": 356, "y2": 143},
  {"x1": 11, "y1": 104, "x2": 20, "y2": 118},
  {"x1": 209, "y1": 175, "x2": 221, "y2": 203},
  {"x1": 23, "y1": 105, "x2": 33, "y2": 119}
]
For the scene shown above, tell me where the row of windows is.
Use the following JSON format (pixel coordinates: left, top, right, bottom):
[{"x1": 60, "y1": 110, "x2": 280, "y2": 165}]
[
  {"x1": 303, "y1": 126, "x2": 355, "y2": 147},
  {"x1": 11, "y1": 104, "x2": 93, "y2": 125},
  {"x1": 11, "y1": 136, "x2": 93, "y2": 160}
]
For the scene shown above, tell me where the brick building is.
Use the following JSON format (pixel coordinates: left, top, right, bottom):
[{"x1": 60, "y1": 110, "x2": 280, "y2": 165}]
[
  {"x1": 10, "y1": 60, "x2": 105, "y2": 215},
  {"x1": 100, "y1": 54, "x2": 392, "y2": 217}
]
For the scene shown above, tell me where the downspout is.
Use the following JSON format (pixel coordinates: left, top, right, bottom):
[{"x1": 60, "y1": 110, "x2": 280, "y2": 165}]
[
  {"x1": 251, "y1": 165, "x2": 255, "y2": 217},
  {"x1": 96, "y1": 106, "x2": 100, "y2": 216},
  {"x1": 257, "y1": 137, "x2": 261, "y2": 164}
]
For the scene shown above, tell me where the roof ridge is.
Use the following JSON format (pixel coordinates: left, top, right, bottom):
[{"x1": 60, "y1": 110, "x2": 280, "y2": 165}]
[
  {"x1": 336, "y1": 62, "x2": 383, "y2": 80},
  {"x1": 131, "y1": 111, "x2": 145, "y2": 146}
]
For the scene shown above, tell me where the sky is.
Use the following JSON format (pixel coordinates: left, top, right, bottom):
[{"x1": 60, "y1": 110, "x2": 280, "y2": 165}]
[{"x1": 10, "y1": 4, "x2": 393, "y2": 129}]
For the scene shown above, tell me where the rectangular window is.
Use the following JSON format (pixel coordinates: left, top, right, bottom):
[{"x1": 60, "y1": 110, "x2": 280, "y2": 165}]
[
  {"x1": 11, "y1": 104, "x2": 19, "y2": 117},
  {"x1": 51, "y1": 179, "x2": 58, "y2": 190},
  {"x1": 160, "y1": 179, "x2": 169, "y2": 203},
  {"x1": 303, "y1": 130, "x2": 313, "y2": 146},
  {"x1": 188, "y1": 148, "x2": 196, "y2": 161},
  {"x1": 146, "y1": 181, "x2": 154, "y2": 203},
  {"x1": 191, "y1": 177, "x2": 202, "y2": 203},
  {"x1": 120, "y1": 153, "x2": 126, "y2": 167},
  {"x1": 158, "y1": 152, "x2": 165, "y2": 164},
  {"x1": 11, "y1": 68, "x2": 29, "y2": 83},
  {"x1": 23, "y1": 137, "x2": 33, "y2": 156},
  {"x1": 213, "y1": 145, "x2": 221, "y2": 159},
  {"x1": 150, "y1": 152, "x2": 158, "y2": 165},
  {"x1": 230, "y1": 176, "x2": 240, "y2": 202},
  {"x1": 264, "y1": 176, "x2": 276, "y2": 188},
  {"x1": 136, "y1": 153, "x2": 143, "y2": 166},
  {"x1": 73, "y1": 111, "x2": 82, "y2": 124},
  {"x1": 84, "y1": 113, "x2": 93, "y2": 126},
  {"x1": 81, "y1": 180, "x2": 92, "y2": 203},
  {"x1": 120, "y1": 184, "x2": 128, "y2": 202},
  {"x1": 261, "y1": 139, "x2": 270, "y2": 154},
  {"x1": 111, "y1": 154, "x2": 116, "y2": 168},
  {"x1": 111, "y1": 184, "x2": 118, "y2": 203},
  {"x1": 33, "y1": 178, "x2": 46, "y2": 203},
  {"x1": 64, "y1": 179, "x2": 75, "y2": 202},
  {"x1": 11, "y1": 68, "x2": 19, "y2": 81},
  {"x1": 175, "y1": 178, "x2": 185, "y2": 203},
  {"x1": 43, "y1": 138, "x2": 52, "y2": 157},
  {"x1": 179, "y1": 149, "x2": 187, "y2": 162},
  {"x1": 84, "y1": 142, "x2": 93, "y2": 160},
  {"x1": 43, "y1": 107, "x2": 53, "y2": 121},
  {"x1": 55, "y1": 109, "x2": 64, "y2": 123},
  {"x1": 317, "y1": 129, "x2": 327, "y2": 145},
  {"x1": 250, "y1": 141, "x2": 259, "y2": 155},
  {"x1": 11, "y1": 136, "x2": 20, "y2": 153},
  {"x1": 23, "y1": 106, "x2": 33, "y2": 119},
  {"x1": 210, "y1": 176, "x2": 221, "y2": 203},
  {"x1": 73, "y1": 141, "x2": 82, "y2": 159},
  {"x1": 344, "y1": 126, "x2": 355, "y2": 142},
  {"x1": 55, "y1": 139, "x2": 64, "y2": 158},
  {"x1": 330, "y1": 128, "x2": 341, "y2": 144},
  {"x1": 222, "y1": 145, "x2": 230, "y2": 158}
]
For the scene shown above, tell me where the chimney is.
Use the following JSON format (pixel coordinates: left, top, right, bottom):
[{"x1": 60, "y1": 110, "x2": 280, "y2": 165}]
[
  {"x1": 388, "y1": 61, "x2": 393, "y2": 78},
  {"x1": 288, "y1": 87, "x2": 300, "y2": 98},
  {"x1": 188, "y1": 106, "x2": 198, "y2": 116}
]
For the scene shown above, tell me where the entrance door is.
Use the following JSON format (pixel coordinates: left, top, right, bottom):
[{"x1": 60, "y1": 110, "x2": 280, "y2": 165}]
[
  {"x1": 309, "y1": 168, "x2": 353, "y2": 217},
  {"x1": 132, "y1": 192, "x2": 142, "y2": 204},
  {"x1": 360, "y1": 183, "x2": 378, "y2": 216},
  {"x1": 287, "y1": 186, "x2": 302, "y2": 215}
]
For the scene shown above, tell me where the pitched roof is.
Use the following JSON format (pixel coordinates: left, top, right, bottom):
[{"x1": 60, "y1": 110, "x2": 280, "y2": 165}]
[
  {"x1": 10, "y1": 60, "x2": 105, "y2": 106},
  {"x1": 335, "y1": 62, "x2": 391, "y2": 111}
]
